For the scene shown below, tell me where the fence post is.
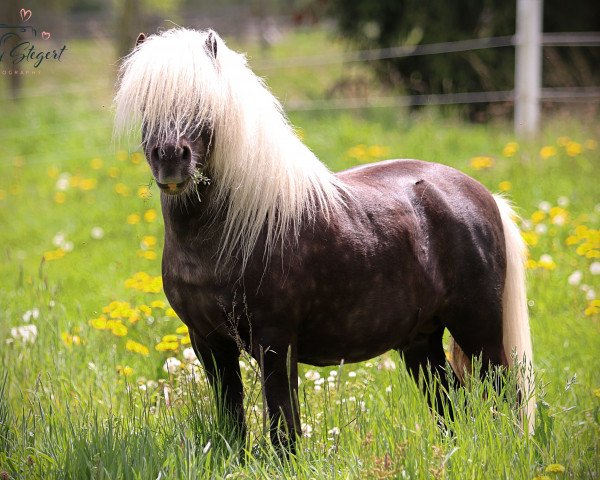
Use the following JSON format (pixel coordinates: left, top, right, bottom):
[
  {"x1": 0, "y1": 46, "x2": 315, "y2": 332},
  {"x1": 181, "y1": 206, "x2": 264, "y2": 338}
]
[{"x1": 514, "y1": 0, "x2": 543, "y2": 137}]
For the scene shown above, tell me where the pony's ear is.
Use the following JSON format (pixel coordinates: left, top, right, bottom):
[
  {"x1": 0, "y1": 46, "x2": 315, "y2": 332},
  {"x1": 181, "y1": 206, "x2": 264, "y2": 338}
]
[
  {"x1": 135, "y1": 33, "x2": 146, "y2": 47},
  {"x1": 205, "y1": 30, "x2": 218, "y2": 59}
]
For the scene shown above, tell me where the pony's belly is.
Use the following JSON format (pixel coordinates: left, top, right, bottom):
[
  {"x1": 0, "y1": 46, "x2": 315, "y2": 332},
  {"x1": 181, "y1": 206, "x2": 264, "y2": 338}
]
[{"x1": 297, "y1": 315, "x2": 413, "y2": 366}]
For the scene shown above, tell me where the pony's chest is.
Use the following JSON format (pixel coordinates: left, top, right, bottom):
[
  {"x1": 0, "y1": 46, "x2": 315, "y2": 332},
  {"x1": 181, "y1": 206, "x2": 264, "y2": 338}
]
[{"x1": 161, "y1": 240, "x2": 230, "y2": 329}]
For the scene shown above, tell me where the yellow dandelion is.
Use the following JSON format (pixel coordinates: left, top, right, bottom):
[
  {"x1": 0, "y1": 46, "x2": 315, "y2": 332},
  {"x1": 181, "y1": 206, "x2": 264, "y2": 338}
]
[
  {"x1": 498, "y1": 181, "x2": 512, "y2": 192},
  {"x1": 54, "y1": 191, "x2": 66, "y2": 204},
  {"x1": 585, "y1": 304, "x2": 599, "y2": 316},
  {"x1": 151, "y1": 300, "x2": 166, "y2": 309},
  {"x1": 538, "y1": 254, "x2": 556, "y2": 270},
  {"x1": 539, "y1": 145, "x2": 557, "y2": 160},
  {"x1": 175, "y1": 324, "x2": 189, "y2": 334},
  {"x1": 143, "y1": 209, "x2": 157, "y2": 222},
  {"x1": 165, "y1": 307, "x2": 178, "y2": 318},
  {"x1": 469, "y1": 156, "x2": 494, "y2": 170},
  {"x1": 47, "y1": 165, "x2": 59, "y2": 178},
  {"x1": 584, "y1": 139, "x2": 597, "y2": 150},
  {"x1": 557, "y1": 136, "x2": 570, "y2": 147},
  {"x1": 533, "y1": 476, "x2": 551, "y2": 480},
  {"x1": 117, "y1": 365, "x2": 134, "y2": 376},
  {"x1": 115, "y1": 183, "x2": 130, "y2": 196},
  {"x1": 502, "y1": 141, "x2": 519, "y2": 157},
  {"x1": 531, "y1": 211, "x2": 546, "y2": 224},
  {"x1": 89, "y1": 316, "x2": 108, "y2": 330},
  {"x1": 126, "y1": 339, "x2": 150, "y2": 356},
  {"x1": 79, "y1": 178, "x2": 97, "y2": 191},
  {"x1": 565, "y1": 141, "x2": 582, "y2": 157},
  {"x1": 127, "y1": 213, "x2": 141, "y2": 225},
  {"x1": 131, "y1": 152, "x2": 144, "y2": 164},
  {"x1": 116, "y1": 150, "x2": 129, "y2": 162},
  {"x1": 108, "y1": 166, "x2": 120, "y2": 178},
  {"x1": 137, "y1": 186, "x2": 151, "y2": 199},
  {"x1": 61, "y1": 332, "x2": 73, "y2": 347},
  {"x1": 108, "y1": 320, "x2": 128, "y2": 337},
  {"x1": 69, "y1": 175, "x2": 81, "y2": 188},
  {"x1": 142, "y1": 250, "x2": 157, "y2": 260},
  {"x1": 142, "y1": 235, "x2": 157, "y2": 248},
  {"x1": 576, "y1": 243, "x2": 594, "y2": 256},
  {"x1": 367, "y1": 145, "x2": 390, "y2": 158},
  {"x1": 593, "y1": 387, "x2": 600, "y2": 399},
  {"x1": 155, "y1": 341, "x2": 179, "y2": 352},
  {"x1": 544, "y1": 464, "x2": 565, "y2": 474},
  {"x1": 138, "y1": 305, "x2": 152, "y2": 316},
  {"x1": 180, "y1": 335, "x2": 191, "y2": 345},
  {"x1": 43, "y1": 248, "x2": 66, "y2": 262},
  {"x1": 522, "y1": 232, "x2": 539, "y2": 247},
  {"x1": 526, "y1": 259, "x2": 538, "y2": 269},
  {"x1": 347, "y1": 144, "x2": 368, "y2": 161},
  {"x1": 162, "y1": 334, "x2": 178, "y2": 343},
  {"x1": 90, "y1": 158, "x2": 103, "y2": 170}
]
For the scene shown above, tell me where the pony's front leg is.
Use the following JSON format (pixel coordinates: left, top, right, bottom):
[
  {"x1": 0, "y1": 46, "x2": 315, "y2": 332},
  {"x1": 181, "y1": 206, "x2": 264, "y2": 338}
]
[
  {"x1": 258, "y1": 340, "x2": 300, "y2": 454},
  {"x1": 190, "y1": 330, "x2": 246, "y2": 447}
]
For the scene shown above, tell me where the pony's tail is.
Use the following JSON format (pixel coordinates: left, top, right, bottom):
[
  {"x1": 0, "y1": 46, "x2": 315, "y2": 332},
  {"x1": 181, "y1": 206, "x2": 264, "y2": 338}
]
[{"x1": 450, "y1": 195, "x2": 535, "y2": 431}]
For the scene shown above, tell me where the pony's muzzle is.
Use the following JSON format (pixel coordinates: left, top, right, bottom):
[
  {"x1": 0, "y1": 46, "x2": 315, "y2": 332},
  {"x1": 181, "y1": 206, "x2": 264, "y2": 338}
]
[{"x1": 150, "y1": 141, "x2": 193, "y2": 195}]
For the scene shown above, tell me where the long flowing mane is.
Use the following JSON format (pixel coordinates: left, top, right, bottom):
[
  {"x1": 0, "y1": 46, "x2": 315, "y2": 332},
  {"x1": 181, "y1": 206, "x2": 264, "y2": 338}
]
[{"x1": 114, "y1": 28, "x2": 346, "y2": 269}]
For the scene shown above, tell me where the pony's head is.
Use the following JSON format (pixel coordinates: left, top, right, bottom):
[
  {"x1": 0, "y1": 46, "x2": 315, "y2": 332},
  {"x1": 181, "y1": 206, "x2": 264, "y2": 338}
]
[
  {"x1": 115, "y1": 28, "x2": 346, "y2": 270},
  {"x1": 114, "y1": 29, "x2": 222, "y2": 195}
]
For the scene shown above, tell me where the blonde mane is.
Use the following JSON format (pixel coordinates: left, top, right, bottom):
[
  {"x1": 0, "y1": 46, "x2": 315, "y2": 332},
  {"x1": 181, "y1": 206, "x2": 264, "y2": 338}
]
[{"x1": 114, "y1": 28, "x2": 346, "y2": 269}]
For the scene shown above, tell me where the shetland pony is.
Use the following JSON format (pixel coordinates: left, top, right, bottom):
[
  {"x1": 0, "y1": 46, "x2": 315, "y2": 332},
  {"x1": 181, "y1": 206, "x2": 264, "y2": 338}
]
[{"x1": 115, "y1": 28, "x2": 534, "y2": 452}]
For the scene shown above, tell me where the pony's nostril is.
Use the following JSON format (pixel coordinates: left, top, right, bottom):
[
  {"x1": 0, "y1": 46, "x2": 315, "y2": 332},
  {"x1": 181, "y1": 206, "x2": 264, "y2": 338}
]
[
  {"x1": 181, "y1": 145, "x2": 191, "y2": 161},
  {"x1": 150, "y1": 146, "x2": 160, "y2": 162}
]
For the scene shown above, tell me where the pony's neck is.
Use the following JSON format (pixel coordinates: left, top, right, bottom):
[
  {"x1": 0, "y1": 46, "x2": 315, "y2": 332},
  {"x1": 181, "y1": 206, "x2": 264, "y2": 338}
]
[{"x1": 208, "y1": 56, "x2": 344, "y2": 269}]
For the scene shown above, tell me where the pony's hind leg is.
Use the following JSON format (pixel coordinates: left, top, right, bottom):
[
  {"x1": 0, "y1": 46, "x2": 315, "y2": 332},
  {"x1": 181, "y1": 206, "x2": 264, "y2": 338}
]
[
  {"x1": 398, "y1": 325, "x2": 457, "y2": 420},
  {"x1": 444, "y1": 302, "x2": 509, "y2": 394}
]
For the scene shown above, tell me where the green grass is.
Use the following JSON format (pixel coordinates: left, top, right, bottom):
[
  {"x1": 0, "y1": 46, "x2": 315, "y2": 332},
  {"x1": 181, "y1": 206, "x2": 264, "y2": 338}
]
[{"x1": 1, "y1": 29, "x2": 599, "y2": 479}]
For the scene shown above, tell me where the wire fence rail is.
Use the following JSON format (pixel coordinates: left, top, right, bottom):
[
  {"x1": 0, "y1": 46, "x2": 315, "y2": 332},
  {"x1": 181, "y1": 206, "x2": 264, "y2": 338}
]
[{"x1": 0, "y1": 30, "x2": 598, "y2": 143}]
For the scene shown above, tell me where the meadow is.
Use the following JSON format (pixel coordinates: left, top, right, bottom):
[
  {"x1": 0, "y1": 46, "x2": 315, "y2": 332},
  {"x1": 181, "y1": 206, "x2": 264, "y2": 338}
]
[{"x1": 0, "y1": 29, "x2": 599, "y2": 479}]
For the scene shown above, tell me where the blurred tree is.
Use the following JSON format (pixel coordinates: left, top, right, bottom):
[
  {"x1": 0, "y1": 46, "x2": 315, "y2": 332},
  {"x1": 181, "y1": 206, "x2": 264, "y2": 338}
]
[
  {"x1": 2, "y1": 0, "x2": 23, "y2": 100},
  {"x1": 115, "y1": 0, "x2": 184, "y2": 58},
  {"x1": 327, "y1": 0, "x2": 600, "y2": 119}
]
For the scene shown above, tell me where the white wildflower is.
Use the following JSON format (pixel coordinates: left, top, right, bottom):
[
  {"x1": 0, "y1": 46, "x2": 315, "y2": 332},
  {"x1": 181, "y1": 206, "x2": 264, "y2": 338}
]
[
  {"x1": 163, "y1": 357, "x2": 181, "y2": 374},
  {"x1": 55, "y1": 174, "x2": 70, "y2": 191},
  {"x1": 590, "y1": 262, "x2": 600, "y2": 275},
  {"x1": 328, "y1": 427, "x2": 340, "y2": 436},
  {"x1": 22, "y1": 308, "x2": 39, "y2": 322},
  {"x1": 10, "y1": 324, "x2": 38, "y2": 343},
  {"x1": 301, "y1": 423, "x2": 313, "y2": 438},
  {"x1": 568, "y1": 270, "x2": 583, "y2": 286},
  {"x1": 52, "y1": 232, "x2": 66, "y2": 247},
  {"x1": 379, "y1": 357, "x2": 396, "y2": 370},
  {"x1": 91, "y1": 226, "x2": 105, "y2": 239},
  {"x1": 304, "y1": 369, "x2": 320, "y2": 381},
  {"x1": 348, "y1": 371, "x2": 357, "y2": 378},
  {"x1": 535, "y1": 223, "x2": 548, "y2": 235},
  {"x1": 557, "y1": 196, "x2": 569, "y2": 207},
  {"x1": 538, "y1": 201, "x2": 551, "y2": 213},
  {"x1": 182, "y1": 347, "x2": 197, "y2": 363}
]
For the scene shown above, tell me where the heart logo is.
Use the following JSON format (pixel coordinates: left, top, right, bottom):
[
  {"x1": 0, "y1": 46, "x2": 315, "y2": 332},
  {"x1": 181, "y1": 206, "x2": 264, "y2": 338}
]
[
  {"x1": 20, "y1": 8, "x2": 32, "y2": 22},
  {"x1": 42, "y1": 31, "x2": 51, "y2": 40}
]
